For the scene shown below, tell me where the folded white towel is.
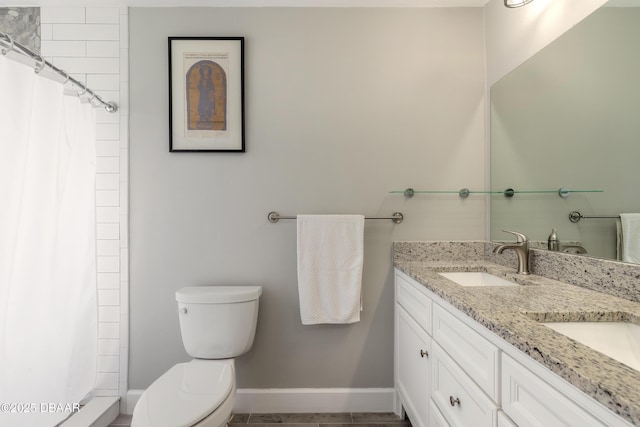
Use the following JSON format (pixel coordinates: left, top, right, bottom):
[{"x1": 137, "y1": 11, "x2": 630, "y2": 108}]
[
  {"x1": 297, "y1": 215, "x2": 365, "y2": 325},
  {"x1": 619, "y1": 213, "x2": 640, "y2": 263}
]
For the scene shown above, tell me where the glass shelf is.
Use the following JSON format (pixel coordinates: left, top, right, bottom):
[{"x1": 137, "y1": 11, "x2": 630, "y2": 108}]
[{"x1": 391, "y1": 188, "x2": 604, "y2": 198}]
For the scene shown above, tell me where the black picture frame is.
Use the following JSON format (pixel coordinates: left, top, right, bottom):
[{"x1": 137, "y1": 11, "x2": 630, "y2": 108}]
[{"x1": 168, "y1": 37, "x2": 245, "y2": 152}]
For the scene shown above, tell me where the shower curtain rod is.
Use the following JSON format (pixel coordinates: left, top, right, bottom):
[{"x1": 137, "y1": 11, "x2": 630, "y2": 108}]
[{"x1": 0, "y1": 32, "x2": 118, "y2": 113}]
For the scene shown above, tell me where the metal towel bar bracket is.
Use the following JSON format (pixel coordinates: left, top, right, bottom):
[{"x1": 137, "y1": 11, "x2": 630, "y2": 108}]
[{"x1": 268, "y1": 211, "x2": 404, "y2": 224}]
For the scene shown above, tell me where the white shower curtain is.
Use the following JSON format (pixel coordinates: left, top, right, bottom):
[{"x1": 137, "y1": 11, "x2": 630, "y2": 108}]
[{"x1": 0, "y1": 53, "x2": 98, "y2": 426}]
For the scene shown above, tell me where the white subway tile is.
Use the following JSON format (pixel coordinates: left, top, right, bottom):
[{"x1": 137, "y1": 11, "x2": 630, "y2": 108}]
[
  {"x1": 97, "y1": 240, "x2": 120, "y2": 256},
  {"x1": 96, "y1": 124, "x2": 120, "y2": 142},
  {"x1": 119, "y1": 148, "x2": 128, "y2": 182},
  {"x1": 97, "y1": 256, "x2": 120, "y2": 273},
  {"x1": 96, "y1": 174, "x2": 120, "y2": 190},
  {"x1": 120, "y1": 250, "x2": 129, "y2": 284},
  {"x1": 98, "y1": 339, "x2": 119, "y2": 356},
  {"x1": 96, "y1": 207, "x2": 120, "y2": 223},
  {"x1": 119, "y1": 14, "x2": 128, "y2": 49},
  {"x1": 96, "y1": 190, "x2": 119, "y2": 207},
  {"x1": 99, "y1": 306, "x2": 120, "y2": 323},
  {"x1": 97, "y1": 223, "x2": 119, "y2": 240},
  {"x1": 98, "y1": 289, "x2": 120, "y2": 306},
  {"x1": 41, "y1": 40, "x2": 86, "y2": 57},
  {"x1": 120, "y1": 215, "x2": 128, "y2": 247},
  {"x1": 41, "y1": 24, "x2": 53, "y2": 41},
  {"x1": 97, "y1": 355, "x2": 119, "y2": 373},
  {"x1": 119, "y1": 352, "x2": 128, "y2": 382},
  {"x1": 87, "y1": 74, "x2": 120, "y2": 91},
  {"x1": 41, "y1": 7, "x2": 86, "y2": 24},
  {"x1": 119, "y1": 49, "x2": 128, "y2": 83},
  {"x1": 119, "y1": 115, "x2": 129, "y2": 148},
  {"x1": 98, "y1": 323, "x2": 119, "y2": 339},
  {"x1": 96, "y1": 157, "x2": 119, "y2": 174},
  {"x1": 96, "y1": 108, "x2": 120, "y2": 124},
  {"x1": 87, "y1": 41, "x2": 119, "y2": 58},
  {"x1": 86, "y1": 8, "x2": 120, "y2": 24},
  {"x1": 97, "y1": 273, "x2": 120, "y2": 290},
  {"x1": 96, "y1": 141, "x2": 120, "y2": 158},
  {"x1": 97, "y1": 355, "x2": 120, "y2": 373},
  {"x1": 119, "y1": 314, "x2": 129, "y2": 349},
  {"x1": 93, "y1": 389, "x2": 118, "y2": 397},
  {"x1": 52, "y1": 24, "x2": 119, "y2": 41},
  {"x1": 49, "y1": 57, "x2": 119, "y2": 74},
  {"x1": 94, "y1": 90, "x2": 120, "y2": 105},
  {"x1": 119, "y1": 286, "x2": 128, "y2": 317},
  {"x1": 96, "y1": 373, "x2": 119, "y2": 390}
]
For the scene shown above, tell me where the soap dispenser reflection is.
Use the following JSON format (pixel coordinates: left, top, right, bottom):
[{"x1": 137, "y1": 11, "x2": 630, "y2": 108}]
[{"x1": 548, "y1": 228, "x2": 560, "y2": 251}]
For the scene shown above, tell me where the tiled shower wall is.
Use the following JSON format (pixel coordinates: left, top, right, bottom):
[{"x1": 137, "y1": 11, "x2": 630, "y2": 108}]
[{"x1": 40, "y1": 7, "x2": 129, "y2": 407}]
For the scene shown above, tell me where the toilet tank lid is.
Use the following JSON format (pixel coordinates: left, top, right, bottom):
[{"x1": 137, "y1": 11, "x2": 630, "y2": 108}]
[{"x1": 176, "y1": 286, "x2": 262, "y2": 304}]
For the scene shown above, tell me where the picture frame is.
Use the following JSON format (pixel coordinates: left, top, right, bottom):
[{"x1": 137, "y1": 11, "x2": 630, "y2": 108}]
[{"x1": 168, "y1": 37, "x2": 245, "y2": 152}]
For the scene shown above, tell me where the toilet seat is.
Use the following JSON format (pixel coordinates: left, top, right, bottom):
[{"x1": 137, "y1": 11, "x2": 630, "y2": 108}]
[{"x1": 132, "y1": 359, "x2": 234, "y2": 427}]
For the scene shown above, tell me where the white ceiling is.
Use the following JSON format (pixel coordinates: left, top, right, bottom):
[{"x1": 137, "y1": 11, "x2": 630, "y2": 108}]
[{"x1": 1, "y1": 0, "x2": 491, "y2": 7}]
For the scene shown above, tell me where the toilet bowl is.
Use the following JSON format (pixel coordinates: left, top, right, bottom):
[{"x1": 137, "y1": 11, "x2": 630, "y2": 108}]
[{"x1": 131, "y1": 286, "x2": 261, "y2": 427}]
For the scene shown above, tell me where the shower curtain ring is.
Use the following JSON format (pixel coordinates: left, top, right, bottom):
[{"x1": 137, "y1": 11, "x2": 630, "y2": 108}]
[
  {"x1": 34, "y1": 54, "x2": 45, "y2": 73},
  {"x1": 77, "y1": 86, "x2": 88, "y2": 96},
  {"x1": 62, "y1": 71, "x2": 70, "y2": 84},
  {"x1": 1, "y1": 34, "x2": 14, "y2": 55}
]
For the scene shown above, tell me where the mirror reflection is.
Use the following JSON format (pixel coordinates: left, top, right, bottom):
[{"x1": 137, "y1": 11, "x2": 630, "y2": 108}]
[{"x1": 490, "y1": 1, "x2": 640, "y2": 263}]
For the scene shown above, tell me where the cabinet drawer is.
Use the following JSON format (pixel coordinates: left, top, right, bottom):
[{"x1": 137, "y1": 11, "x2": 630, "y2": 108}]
[
  {"x1": 396, "y1": 270, "x2": 432, "y2": 334},
  {"x1": 497, "y1": 411, "x2": 517, "y2": 427},
  {"x1": 432, "y1": 342, "x2": 497, "y2": 427},
  {"x1": 501, "y1": 353, "x2": 606, "y2": 427},
  {"x1": 429, "y1": 398, "x2": 450, "y2": 427},
  {"x1": 432, "y1": 303, "x2": 499, "y2": 400}
]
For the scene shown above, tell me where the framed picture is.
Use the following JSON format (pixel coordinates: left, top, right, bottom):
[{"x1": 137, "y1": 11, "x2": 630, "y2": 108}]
[{"x1": 168, "y1": 37, "x2": 245, "y2": 152}]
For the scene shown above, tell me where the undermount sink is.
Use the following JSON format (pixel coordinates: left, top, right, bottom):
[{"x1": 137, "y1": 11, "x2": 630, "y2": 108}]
[
  {"x1": 543, "y1": 321, "x2": 640, "y2": 371},
  {"x1": 437, "y1": 271, "x2": 520, "y2": 288}
]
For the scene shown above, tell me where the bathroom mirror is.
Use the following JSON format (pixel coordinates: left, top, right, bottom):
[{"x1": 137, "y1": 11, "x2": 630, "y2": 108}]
[{"x1": 490, "y1": 0, "x2": 640, "y2": 262}]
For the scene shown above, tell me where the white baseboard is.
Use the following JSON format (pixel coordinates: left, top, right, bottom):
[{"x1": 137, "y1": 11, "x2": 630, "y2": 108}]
[{"x1": 126, "y1": 388, "x2": 396, "y2": 415}]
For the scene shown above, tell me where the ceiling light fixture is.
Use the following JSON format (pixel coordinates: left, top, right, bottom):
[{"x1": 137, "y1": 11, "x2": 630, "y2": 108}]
[{"x1": 504, "y1": 0, "x2": 535, "y2": 7}]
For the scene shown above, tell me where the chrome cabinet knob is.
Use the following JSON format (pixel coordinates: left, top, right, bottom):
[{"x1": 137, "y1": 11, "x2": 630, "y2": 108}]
[
  {"x1": 449, "y1": 396, "x2": 461, "y2": 407},
  {"x1": 420, "y1": 349, "x2": 429, "y2": 358}
]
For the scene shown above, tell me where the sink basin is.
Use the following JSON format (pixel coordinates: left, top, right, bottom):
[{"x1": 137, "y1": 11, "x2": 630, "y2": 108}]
[
  {"x1": 437, "y1": 271, "x2": 520, "y2": 287},
  {"x1": 543, "y1": 321, "x2": 640, "y2": 371}
]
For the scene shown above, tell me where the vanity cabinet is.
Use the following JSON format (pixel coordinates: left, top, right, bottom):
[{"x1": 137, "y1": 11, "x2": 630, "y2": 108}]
[
  {"x1": 395, "y1": 273, "x2": 432, "y2": 427},
  {"x1": 394, "y1": 268, "x2": 632, "y2": 427}
]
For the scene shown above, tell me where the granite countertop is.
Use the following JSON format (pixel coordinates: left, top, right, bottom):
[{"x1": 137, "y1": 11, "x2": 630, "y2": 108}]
[{"x1": 394, "y1": 259, "x2": 640, "y2": 426}]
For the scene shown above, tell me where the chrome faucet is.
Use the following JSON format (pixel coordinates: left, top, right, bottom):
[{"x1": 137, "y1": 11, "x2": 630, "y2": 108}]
[{"x1": 493, "y1": 230, "x2": 530, "y2": 275}]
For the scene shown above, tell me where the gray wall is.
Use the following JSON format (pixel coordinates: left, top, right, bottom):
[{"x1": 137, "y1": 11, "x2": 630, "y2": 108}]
[{"x1": 129, "y1": 7, "x2": 486, "y2": 389}]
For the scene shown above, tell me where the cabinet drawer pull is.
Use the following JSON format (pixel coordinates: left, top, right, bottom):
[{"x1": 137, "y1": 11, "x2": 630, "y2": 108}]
[
  {"x1": 449, "y1": 396, "x2": 461, "y2": 407},
  {"x1": 420, "y1": 349, "x2": 429, "y2": 358}
]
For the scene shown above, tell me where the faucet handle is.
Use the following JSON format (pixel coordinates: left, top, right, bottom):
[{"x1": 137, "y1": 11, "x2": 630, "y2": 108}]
[{"x1": 501, "y1": 230, "x2": 528, "y2": 243}]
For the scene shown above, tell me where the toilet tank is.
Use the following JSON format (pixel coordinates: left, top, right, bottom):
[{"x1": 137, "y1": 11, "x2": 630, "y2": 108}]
[{"x1": 175, "y1": 286, "x2": 262, "y2": 359}]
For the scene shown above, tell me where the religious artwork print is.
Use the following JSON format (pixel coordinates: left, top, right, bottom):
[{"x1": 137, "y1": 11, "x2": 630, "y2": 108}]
[{"x1": 169, "y1": 37, "x2": 244, "y2": 152}]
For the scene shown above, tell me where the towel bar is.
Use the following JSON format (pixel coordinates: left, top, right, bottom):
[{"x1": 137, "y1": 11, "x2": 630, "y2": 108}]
[
  {"x1": 569, "y1": 211, "x2": 619, "y2": 223},
  {"x1": 268, "y1": 211, "x2": 403, "y2": 224}
]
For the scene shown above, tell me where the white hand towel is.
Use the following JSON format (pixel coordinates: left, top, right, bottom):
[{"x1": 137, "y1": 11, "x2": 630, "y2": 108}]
[
  {"x1": 619, "y1": 213, "x2": 640, "y2": 263},
  {"x1": 297, "y1": 215, "x2": 365, "y2": 325}
]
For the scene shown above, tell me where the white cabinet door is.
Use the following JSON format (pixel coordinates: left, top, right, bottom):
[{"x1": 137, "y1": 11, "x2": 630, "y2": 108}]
[
  {"x1": 396, "y1": 304, "x2": 432, "y2": 427},
  {"x1": 431, "y1": 342, "x2": 497, "y2": 427},
  {"x1": 501, "y1": 353, "x2": 606, "y2": 427}
]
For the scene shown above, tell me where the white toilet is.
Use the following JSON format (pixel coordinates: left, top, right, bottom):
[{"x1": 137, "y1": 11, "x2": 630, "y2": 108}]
[{"x1": 131, "y1": 285, "x2": 262, "y2": 427}]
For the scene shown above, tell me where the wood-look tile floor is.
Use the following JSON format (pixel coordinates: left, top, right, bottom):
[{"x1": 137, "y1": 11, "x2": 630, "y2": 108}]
[{"x1": 108, "y1": 412, "x2": 412, "y2": 426}]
